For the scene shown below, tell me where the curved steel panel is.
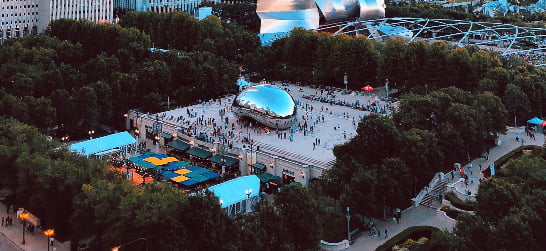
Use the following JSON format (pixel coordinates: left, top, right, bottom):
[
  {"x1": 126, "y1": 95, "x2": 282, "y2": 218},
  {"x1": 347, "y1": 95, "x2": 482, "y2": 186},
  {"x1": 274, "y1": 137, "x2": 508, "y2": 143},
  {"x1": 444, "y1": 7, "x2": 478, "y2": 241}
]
[
  {"x1": 359, "y1": 0, "x2": 386, "y2": 20},
  {"x1": 232, "y1": 84, "x2": 297, "y2": 129},
  {"x1": 315, "y1": 0, "x2": 360, "y2": 24},
  {"x1": 257, "y1": 0, "x2": 320, "y2": 34}
]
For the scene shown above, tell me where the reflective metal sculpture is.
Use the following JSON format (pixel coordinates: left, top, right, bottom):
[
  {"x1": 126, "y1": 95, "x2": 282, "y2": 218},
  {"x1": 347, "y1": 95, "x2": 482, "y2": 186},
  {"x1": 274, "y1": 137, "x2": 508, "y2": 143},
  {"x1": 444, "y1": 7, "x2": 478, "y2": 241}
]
[
  {"x1": 256, "y1": 0, "x2": 386, "y2": 41},
  {"x1": 232, "y1": 85, "x2": 297, "y2": 129},
  {"x1": 256, "y1": 0, "x2": 320, "y2": 34},
  {"x1": 315, "y1": 0, "x2": 360, "y2": 24},
  {"x1": 360, "y1": 0, "x2": 386, "y2": 20}
]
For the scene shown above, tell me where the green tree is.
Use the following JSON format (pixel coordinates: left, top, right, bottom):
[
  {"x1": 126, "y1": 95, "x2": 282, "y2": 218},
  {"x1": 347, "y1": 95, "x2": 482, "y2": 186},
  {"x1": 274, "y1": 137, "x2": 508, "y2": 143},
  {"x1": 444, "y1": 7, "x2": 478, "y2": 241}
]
[{"x1": 276, "y1": 184, "x2": 322, "y2": 251}]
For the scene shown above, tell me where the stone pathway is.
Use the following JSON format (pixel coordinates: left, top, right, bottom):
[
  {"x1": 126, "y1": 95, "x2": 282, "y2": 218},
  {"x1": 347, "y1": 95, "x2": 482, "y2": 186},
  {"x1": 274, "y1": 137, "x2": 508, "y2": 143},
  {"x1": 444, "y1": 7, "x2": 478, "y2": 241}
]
[{"x1": 346, "y1": 127, "x2": 544, "y2": 251}]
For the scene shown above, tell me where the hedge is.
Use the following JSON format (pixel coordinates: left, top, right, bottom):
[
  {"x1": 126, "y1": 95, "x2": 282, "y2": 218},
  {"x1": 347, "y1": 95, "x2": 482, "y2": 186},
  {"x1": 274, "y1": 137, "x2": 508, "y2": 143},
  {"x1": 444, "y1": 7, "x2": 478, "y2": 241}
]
[
  {"x1": 445, "y1": 192, "x2": 476, "y2": 211},
  {"x1": 376, "y1": 226, "x2": 441, "y2": 251}
]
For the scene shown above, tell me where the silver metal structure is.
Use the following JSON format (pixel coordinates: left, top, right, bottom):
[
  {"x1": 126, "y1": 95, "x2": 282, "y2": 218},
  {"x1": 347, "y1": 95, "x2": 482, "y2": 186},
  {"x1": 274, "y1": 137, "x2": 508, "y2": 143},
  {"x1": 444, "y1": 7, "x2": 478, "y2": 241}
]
[
  {"x1": 256, "y1": 0, "x2": 320, "y2": 34},
  {"x1": 317, "y1": 18, "x2": 546, "y2": 67},
  {"x1": 232, "y1": 84, "x2": 297, "y2": 129},
  {"x1": 257, "y1": 0, "x2": 385, "y2": 34},
  {"x1": 315, "y1": 0, "x2": 360, "y2": 24}
]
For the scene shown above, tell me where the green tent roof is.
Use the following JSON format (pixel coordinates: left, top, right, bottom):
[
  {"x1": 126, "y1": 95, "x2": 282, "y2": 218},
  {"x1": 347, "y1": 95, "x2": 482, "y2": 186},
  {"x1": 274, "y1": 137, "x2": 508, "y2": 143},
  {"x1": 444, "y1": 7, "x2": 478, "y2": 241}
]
[
  {"x1": 251, "y1": 163, "x2": 266, "y2": 170},
  {"x1": 256, "y1": 173, "x2": 282, "y2": 183},
  {"x1": 186, "y1": 147, "x2": 212, "y2": 159},
  {"x1": 209, "y1": 154, "x2": 239, "y2": 167},
  {"x1": 167, "y1": 140, "x2": 190, "y2": 152}
]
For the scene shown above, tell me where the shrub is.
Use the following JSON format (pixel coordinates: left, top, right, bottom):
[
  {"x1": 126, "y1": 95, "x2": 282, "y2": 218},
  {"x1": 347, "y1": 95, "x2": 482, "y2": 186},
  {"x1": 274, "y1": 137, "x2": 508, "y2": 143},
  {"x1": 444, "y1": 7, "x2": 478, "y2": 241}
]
[
  {"x1": 445, "y1": 192, "x2": 476, "y2": 211},
  {"x1": 376, "y1": 226, "x2": 441, "y2": 251}
]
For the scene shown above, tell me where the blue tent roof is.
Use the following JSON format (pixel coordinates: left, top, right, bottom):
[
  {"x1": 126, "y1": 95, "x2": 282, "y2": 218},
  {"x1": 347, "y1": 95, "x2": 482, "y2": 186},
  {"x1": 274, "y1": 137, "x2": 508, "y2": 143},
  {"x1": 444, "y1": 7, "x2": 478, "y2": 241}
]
[
  {"x1": 70, "y1": 132, "x2": 136, "y2": 156},
  {"x1": 208, "y1": 175, "x2": 260, "y2": 208},
  {"x1": 161, "y1": 171, "x2": 179, "y2": 179},
  {"x1": 527, "y1": 117, "x2": 544, "y2": 125}
]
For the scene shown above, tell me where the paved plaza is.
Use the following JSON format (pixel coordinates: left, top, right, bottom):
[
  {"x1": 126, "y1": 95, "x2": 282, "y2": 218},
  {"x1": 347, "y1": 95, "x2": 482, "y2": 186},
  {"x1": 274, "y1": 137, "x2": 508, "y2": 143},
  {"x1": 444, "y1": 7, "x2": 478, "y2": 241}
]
[{"x1": 153, "y1": 81, "x2": 397, "y2": 166}]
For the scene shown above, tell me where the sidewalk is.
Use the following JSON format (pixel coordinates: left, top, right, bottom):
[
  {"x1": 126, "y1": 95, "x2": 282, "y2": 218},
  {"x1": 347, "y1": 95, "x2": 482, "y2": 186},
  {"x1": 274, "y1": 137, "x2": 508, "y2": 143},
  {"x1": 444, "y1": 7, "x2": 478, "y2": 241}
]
[
  {"x1": 347, "y1": 127, "x2": 544, "y2": 251},
  {"x1": 453, "y1": 127, "x2": 544, "y2": 197},
  {"x1": 0, "y1": 203, "x2": 70, "y2": 251}
]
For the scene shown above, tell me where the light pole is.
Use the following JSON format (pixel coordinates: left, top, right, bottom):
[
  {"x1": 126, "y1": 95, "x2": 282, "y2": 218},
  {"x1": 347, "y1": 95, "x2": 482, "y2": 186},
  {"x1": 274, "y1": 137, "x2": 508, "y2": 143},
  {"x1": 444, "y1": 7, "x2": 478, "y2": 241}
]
[
  {"x1": 346, "y1": 207, "x2": 351, "y2": 243},
  {"x1": 385, "y1": 78, "x2": 389, "y2": 99},
  {"x1": 88, "y1": 130, "x2": 95, "y2": 139},
  {"x1": 344, "y1": 72, "x2": 348, "y2": 90},
  {"x1": 61, "y1": 135, "x2": 69, "y2": 146},
  {"x1": 245, "y1": 189, "x2": 252, "y2": 212},
  {"x1": 19, "y1": 212, "x2": 29, "y2": 245},
  {"x1": 154, "y1": 135, "x2": 160, "y2": 153},
  {"x1": 134, "y1": 129, "x2": 140, "y2": 154},
  {"x1": 44, "y1": 229, "x2": 54, "y2": 251},
  {"x1": 111, "y1": 237, "x2": 148, "y2": 251}
]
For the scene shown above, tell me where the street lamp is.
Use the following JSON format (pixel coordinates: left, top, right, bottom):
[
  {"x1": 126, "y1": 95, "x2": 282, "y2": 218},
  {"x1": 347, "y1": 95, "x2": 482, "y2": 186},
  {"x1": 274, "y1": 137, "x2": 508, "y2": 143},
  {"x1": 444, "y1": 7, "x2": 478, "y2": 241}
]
[
  {"x1": 111, "y1": 237, "x2": 148, "y2": 251},
  {"x1": 245, "y1": 189, "x2": 252, "y2": 212},
  {"x1": 346, "y1": 207, "x2": 351, "y2": 243},
  {"x1": 44, "y1": 229, "x2": 55, "y2": 251},
  {"x1": 154, "y1": 135, "x2": 160, "y2": 153},
  {"x1": 88, "y1": 130, "x2": 95, "y2": 139},
  {"x1": 344, "y1": 72, "x2": 348, "y2": 90},
  {"x1": 19, "y1": 212, "x2": 29, "y2": 245},
  {"x1": 60, "y1": 135, "x2": 69, "y2": 145}
]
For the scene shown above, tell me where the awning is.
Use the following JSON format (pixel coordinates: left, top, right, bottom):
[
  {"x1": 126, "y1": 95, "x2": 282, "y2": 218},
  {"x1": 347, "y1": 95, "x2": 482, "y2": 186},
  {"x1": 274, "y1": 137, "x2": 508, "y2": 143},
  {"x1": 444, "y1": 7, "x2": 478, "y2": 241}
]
[
  {"x1": 209, "y1": 154, "x2": 239, "y2": 167},
  {"x1": 160, "y1": 132, "x2": 173, "y2": 139},
  {"x1": 186, "y1": 147, "x2": 212, "y2": 159},
  {"x1": 256, "y1": 173, "x2": 282, "y2": 183},
  {"x1": 252, "y1": 163, "x2": 266, "y2": 170},
  {"x1": 167, "y1": 140, "x2": 190, "y2": 152}
]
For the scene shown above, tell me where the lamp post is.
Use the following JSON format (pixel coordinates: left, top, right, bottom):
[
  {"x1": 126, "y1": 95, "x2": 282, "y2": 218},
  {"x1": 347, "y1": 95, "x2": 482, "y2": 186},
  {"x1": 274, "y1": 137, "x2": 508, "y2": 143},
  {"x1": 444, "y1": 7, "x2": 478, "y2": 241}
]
[
  {"x1": 344, "y1": 72, "x2": 348, "y2": 90},
  {"x1": 134, "y1": 129, "x2": 140, "y2": 154},
  {"x1": 111, "y1": 237, "x2": 148, "y2": 251},
  {"x1": 346, "y1": 207, "x2": 351, "y2": 243},
  {"x1": 60, "y1": 135, "x2": 69, "y2": 146},
  {"x1": 88, "y1": 130, "x2": 95, "y2": 139},
  {"x1": 44, "y1": 229, "x2": 54, "y2": 251},
  {"x1": 154, "y1": 135, "x2": 160, "y2": 153},
  {"x1": 245, "y1": 189, "x2": 252, "y2": 212},
  {"x1": 248, "y1": 141, "x2": 254, "y2": 174},
  {"x1": 19, "y1": 212, "x2": 29, "y2": 245}
]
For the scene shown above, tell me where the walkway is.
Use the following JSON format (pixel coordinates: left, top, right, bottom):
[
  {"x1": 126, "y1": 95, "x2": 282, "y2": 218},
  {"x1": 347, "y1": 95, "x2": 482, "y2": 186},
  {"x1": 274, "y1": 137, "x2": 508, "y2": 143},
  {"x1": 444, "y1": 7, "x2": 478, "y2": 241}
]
[
  {"x1": 347, "y1": 126, "x2": 544, "y2": 251},
  {"x1": 0, "y1": 203, "x2": 70, "y2": 251}
]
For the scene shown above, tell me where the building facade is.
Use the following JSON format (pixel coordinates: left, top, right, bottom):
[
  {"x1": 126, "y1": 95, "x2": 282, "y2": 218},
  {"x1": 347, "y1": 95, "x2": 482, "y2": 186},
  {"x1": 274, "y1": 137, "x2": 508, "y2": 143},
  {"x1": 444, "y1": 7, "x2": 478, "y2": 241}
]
[
  {"x1": 114, "y1": 0, "x2": 214, "y2": 14},
  {"x1": 0, "y1": 0, "x2": 39, "y2": 42},
  {"x1": 1, "y1": 0, "x2": 113, "y2": 42}
]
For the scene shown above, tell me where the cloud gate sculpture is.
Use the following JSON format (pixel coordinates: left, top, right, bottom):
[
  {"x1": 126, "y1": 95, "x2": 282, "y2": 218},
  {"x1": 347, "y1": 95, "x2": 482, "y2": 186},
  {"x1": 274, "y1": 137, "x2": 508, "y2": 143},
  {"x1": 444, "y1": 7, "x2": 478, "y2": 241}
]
[
  {"x1": 232, "y1": 84, "x2": 297, "y2": 130},
  {"x1": 257, "y1": 0, "x2": 386, "y2": 35}
]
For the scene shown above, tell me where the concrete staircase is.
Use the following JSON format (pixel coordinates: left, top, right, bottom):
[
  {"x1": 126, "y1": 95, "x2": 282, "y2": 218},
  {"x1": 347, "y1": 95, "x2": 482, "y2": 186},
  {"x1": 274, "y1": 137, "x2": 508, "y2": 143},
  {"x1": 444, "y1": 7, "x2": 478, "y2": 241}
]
[
  {"x1": 419, "y1": 179, "x2": 448, "y2": 210},
  {"x1": 253, "y1": 142, "x2": 335, "y2": 169}
]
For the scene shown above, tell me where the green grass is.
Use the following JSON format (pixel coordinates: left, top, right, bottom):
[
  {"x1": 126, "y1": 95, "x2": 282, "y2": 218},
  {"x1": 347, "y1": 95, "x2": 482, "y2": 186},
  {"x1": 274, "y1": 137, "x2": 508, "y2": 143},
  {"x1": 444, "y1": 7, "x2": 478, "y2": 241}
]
[
  {"x1": 445, "y1": 192, "x2": 476, "y2": 211},
  {"x1": 376, "y1": 226, "x2": 442, "y2": 251}
]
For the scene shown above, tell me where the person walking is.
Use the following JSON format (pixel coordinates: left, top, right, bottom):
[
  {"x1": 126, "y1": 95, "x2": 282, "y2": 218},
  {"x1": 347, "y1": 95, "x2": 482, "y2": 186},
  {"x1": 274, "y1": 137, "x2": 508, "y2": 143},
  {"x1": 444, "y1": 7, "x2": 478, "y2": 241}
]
[
  {"x1": 385, "y1": 229, "x2": 388, "y2": 239},
  {"x1": 1, "y1": 216, "x2": 4, "y2": 226}
]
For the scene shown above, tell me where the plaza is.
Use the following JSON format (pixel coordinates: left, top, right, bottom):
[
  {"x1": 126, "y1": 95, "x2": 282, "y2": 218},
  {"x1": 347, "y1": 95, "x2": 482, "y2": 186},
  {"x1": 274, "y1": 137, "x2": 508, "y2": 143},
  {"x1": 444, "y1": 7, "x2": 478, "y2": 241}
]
[{"x1": 127, "y1": 81, "x2": 398, "y2": 186}]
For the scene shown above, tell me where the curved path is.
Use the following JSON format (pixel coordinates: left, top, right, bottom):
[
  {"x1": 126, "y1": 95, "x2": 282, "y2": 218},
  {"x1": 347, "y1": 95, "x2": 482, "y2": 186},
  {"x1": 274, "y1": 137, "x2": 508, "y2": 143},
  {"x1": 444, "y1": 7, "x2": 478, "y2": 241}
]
[{"x1": 347, "y1": 126, "x2": 544, "y2": 251}]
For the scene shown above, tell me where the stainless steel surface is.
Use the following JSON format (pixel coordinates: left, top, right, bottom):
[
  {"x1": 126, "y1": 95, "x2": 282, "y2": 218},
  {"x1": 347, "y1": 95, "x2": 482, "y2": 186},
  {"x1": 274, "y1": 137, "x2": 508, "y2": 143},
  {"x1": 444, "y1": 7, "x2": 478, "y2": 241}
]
[
  {"x1": 256, "y1": 0, "x2": 320, "y2": 34},
  {"x1": 315, "y1": 0, "x2": 360, "y2": 24},
  {"x1": 232, "y1": 84, "x2": 297, "y2": 129},
  {"x1": 256, "y1": 0, "x2": 386, "y2": 34},
  {"x1": 359, "y1": 0, "x2": 386, "y2": 20}
]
